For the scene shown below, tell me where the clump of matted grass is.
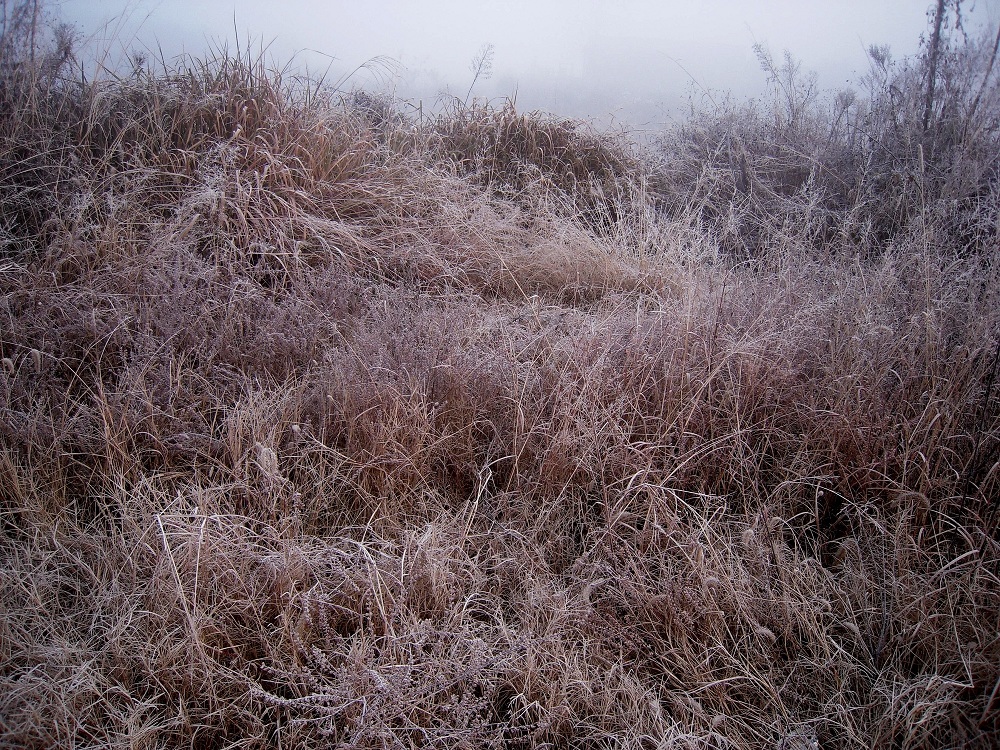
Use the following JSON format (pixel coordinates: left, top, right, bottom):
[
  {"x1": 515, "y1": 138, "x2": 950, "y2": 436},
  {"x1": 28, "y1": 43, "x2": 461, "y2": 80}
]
[{"x1": 2, "y1": 19, "x2": 1000, "y2": 750}]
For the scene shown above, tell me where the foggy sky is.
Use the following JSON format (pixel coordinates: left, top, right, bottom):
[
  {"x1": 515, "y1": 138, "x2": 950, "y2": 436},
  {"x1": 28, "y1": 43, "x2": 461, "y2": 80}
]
[{"x1": 61, "y1": 1, "x2": 998, "y2": 128}]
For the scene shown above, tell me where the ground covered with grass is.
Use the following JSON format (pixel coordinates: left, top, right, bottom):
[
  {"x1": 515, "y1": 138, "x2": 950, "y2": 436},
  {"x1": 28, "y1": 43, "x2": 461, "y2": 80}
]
[{"x1": 2, "y1": 12, "x2": 1000, "y2": 749}]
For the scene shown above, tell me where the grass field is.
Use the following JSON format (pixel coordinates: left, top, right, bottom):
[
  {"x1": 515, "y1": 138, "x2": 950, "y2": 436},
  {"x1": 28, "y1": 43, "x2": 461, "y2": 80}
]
[{"x1": 2, "y1": 5, "x2": 1000, "y2": 748}]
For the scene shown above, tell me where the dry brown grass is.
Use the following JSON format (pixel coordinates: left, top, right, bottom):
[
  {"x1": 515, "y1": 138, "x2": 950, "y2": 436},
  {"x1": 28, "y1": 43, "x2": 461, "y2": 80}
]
[{"x1": 1, "y1": 28, "x2": 999, "y2": 750}]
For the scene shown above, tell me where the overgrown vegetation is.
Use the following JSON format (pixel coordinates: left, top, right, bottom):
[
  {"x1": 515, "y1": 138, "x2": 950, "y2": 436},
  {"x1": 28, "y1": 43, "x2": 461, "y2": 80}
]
[
  {"x1": 2, "y1": 2, "x2": 999, "y2": 748},
  {"x1": 654, "y1": 7, "x2": 1000, "y2": 259}
]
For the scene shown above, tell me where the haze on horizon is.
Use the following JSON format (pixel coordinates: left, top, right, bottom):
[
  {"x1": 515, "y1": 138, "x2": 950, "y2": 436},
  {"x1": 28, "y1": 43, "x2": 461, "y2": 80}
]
[{"x1": 61, "y1": 0, "x2": 999, "y2": 128}]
